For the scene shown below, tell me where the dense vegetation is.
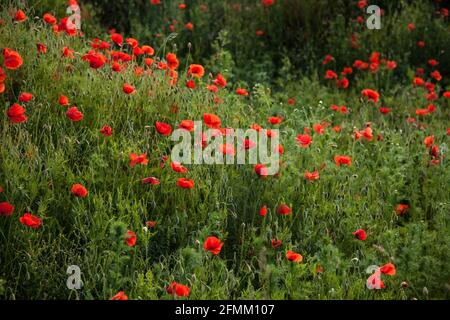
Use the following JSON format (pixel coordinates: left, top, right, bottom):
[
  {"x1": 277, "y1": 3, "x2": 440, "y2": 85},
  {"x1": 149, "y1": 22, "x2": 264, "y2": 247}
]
[{"x1": 0, "y1": 0, "x2": 449, "y2": 300}]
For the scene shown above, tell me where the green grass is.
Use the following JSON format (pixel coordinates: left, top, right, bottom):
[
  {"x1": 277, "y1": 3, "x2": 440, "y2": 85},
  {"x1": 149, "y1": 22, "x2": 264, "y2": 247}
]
[{"x1": 0, "y1": 1, "x2": 449, "y2": 300}]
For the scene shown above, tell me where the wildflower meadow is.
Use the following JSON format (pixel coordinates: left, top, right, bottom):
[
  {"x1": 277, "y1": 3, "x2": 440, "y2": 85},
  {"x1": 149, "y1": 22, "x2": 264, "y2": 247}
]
[{"x1": 0, "y1": 0, "x2": 449, "y2": 302}]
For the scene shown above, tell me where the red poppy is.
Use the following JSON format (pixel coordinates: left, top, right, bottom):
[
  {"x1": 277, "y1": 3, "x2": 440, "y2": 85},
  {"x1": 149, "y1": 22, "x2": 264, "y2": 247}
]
[
  {"x1": 277, "y1": 204, "x2": 292, "y2": 215},
  {"x1": 7, "y1": 103, "x2": 27, "y2": 123},
  {"x1": 59, "y1": 95, "x2": 69, "y2": 106},
  {"x1": 82, "y1": 51, "x2": 106, "y2": 69},
  {"x1": 166, "y1": 281, "x2": 190, "y2": 297},
  {"x1": 324, "y1": 70, "x2": 337, "y2": 80},
  {"x1": 179, "y1": 120, "x2": 195, "y2": 132},
  {"x1": 219, "y1": 144, "x2": 236, "y2": 156},
  {"x1": 286, "y1": 250, "x2": 303, "y2": 262},
  {"x1": 37, "y1": 43, "x2": 47, "y2": 54},
  {"x1": 259, "y1": 205, "x2": 267, "y2": 217},
  {"x1": 361, "y1": 89, "x2": 380, "y2": 103},
  {"x1": 0, "y1": 201, "x2": 14, "y2": 216},
  {"x1": 176, "y1": 178, "x2": 194, "y2": 189},
  {"x1": 203, "y1": 236, "x2": 224, "y2": 255},
  {"x1": 262, "y1": 0, "x2": 275, "y2": 7},
  {"x1": 142, "y1": 177, "x2": 160, "y2": 185},
  {"x1": 66, "y1": 107, "x2": 83, "y2": 122},
  {"x1": 304, "y1": 170, "x2": 319, "y2": 181},
  {"x1": 123, "y1": 83, "x2": 135, "y2": 94},
  {"x1": 111, "y1": 291, "x2": 128, "y2": 300},
  {"x1": 126, "y1": 230, "x2": 137, "y2": 247},
  {"x1": 18, "y1": 92, "x2": 33, "y2": 103},
  {"x1": 268, "y1": 116, "x2": 282, "y2": 125},
  {"x1": 352, "y1": 229, "x2": 367, "y2": 241},
  {"x1": 296, "y1": 134, "x2": 312, "y2": 148},
  {"x1": 187, "y1": 64, "x2": 205, "y2": 78},
  {"x1": 254, "y1": 164, "x2": 269, "y2": 177},
  {"x1": 111, "y1": 33, "x2": 123, "y2": 46},
  {"x1": 271, "y1": 239, "x2": 282, "y2": 248},
  {"x1": 213, "y1": 74, "x2": 227, "y2": 88},
  {"x1": 171, "y1": 161, "x2": 188, "y2": 173},
  {"x1": 334, "y1": 155, "x2": 352, "y2": 166},
  {"x1": 236, "y1": 88, "x2": 249, "y2": 96},
  {"x1": 380, "y1": 262, "x2": 396, "y2": 276},
  {"x1": 185, "y1": 22, "x2": 194, "y2": 30},
  {"x1": 430, "y1": 70, "x2": 442, "y2": 81},
  {"x1": 3, "y1": 48, "x2": 23, "y2": 70},
  {"x1": 14, "y1": 9, "x2": 27, "y2": 22},
  {"x1": 395, "y1": 203, "x2": 409, "y2": 216},
  {"x1": 155, "y1": 121, "x2": 173, "y2": 136},
  {"x1": 19, "y1": 213, "x2": 42, "y2": 229},
  {"x1": 166, "y1": 53, "x2": 179, "y2": 70},
  {"x1": 203, "y1": 113, "x2": 221, "y2": 129},
  {"x1": 129, "y1": 153, "x2": 149, "y2": 167},
  {"x1": 71, "y1": 184, "x2": 88, "y2": 198},
  {"x1": 43, "y1": 13, "x2": 57, "y2": 25},
  {"x1": 100, "y1": 125, "x2": 113, "y2": 137}
]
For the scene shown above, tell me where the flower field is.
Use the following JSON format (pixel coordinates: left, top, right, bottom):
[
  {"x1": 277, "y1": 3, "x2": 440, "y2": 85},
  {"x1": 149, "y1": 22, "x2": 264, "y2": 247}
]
[{"x1": 0, "y1": 0, "x2": 449, "y2": 300}]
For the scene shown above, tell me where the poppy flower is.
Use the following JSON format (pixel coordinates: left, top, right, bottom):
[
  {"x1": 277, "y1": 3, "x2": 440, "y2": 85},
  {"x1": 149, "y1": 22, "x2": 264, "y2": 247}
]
[
  {"x1": 236, "y1": 88, "x2": 249, "y2": 96},
  {"x1": 100, "y1": 125, "x2": 113, "y2": 137},
  {"x1": 155, "y1": 121, "x2": 172, "y2": 136},
  {"x1": 166, "y1": 282, "x2": 190, "y2": 297},
  {"x1": 171, "y1": 161, "x2": 188, "y2": 173},
  {"x1": 66, "y1": 107, "x2": 83, "y2": 122},
  {"x1": 18, "y1": 92, "x2": 33, "y2": 103},
  {"x1": 268, "y1": 116, "x2": 282, "y2": 125},
  {"x1": 176, "y1": 178, "x2": 194, "y2": 189},
  {"x1": 166, "y1": 53, "x2": 179, "y2": 70},
  {"x1": 286, "y1": 250, "x2": 303, "y2": 262},
  {"x1": 203, "y1": 113, "x2": 221, "y2": 129},
  {"x1": 71, "y1": 184, "x2": 88, "y2": 198},
  {"x1": 19, "y1": 213, "x2": 42, "y2": 229},
  {"x1": 395, "y1": 203, "x2": 409, "y2": 215},
  {"x1": 111, "y1": 33, "x2": 123, "y2": 46},
  {"x1": 219, "y1": 144, "x2": 236, "y2": 156},
  {"x1": 443, "y1": 92, "x2": 450, "y2": 98},
  {"x1": 262, "y1": 0, "x2": 275, "y2": 7},
  {"x1": 430, "y1": 70, "x2": 442, "y2": 81},
  {"x1": 123, "y1": 83, "x2": 135, "y2": 94},
  {"x1": 380, "y1": 263, "x2": 396, "y2": 276},
  {"x1": 337, "y1": 77, "x2": 349, "y2": 89},
  {"x1": 129, "y1": 153, "x2": 149, "y2": 167},
  {"x1": 14, "y1": 9, "x2": 27, "y2": 22},
  {"x1": 7, "y1": 103, "x2": 27, "y2": 123},
  {"x1": 3, "y1": 48, "x2": 23, "y2": 70},
  {"x1": 126, "y1": 230, "x2": 137, "y2": 247},
  {"x1": 37, "y1": 43, "x2": 47, "y2": 54},
  {"x1": 304, "y1": 170, "x2": 319, "y2": 181},
  {"x1": 187, "y1": 64, "x2": 205, "y2": 78},
  {"x1": 361, "y1": 89, "x2": 380, "y2": 103},
  {"x1": 59, "y1": 95, "x2": 69, "y2": 106},
  {"x1": 254, "y1": 164, "x2": 269, "y2": 177},
  {"x1": 82, "y1": 51, "x2": 106, "y2": 69},
  {"x1": 424, "y1": 135, "x2": 434, "y2": 148},
  {"x1": 111, "y1": 291, "x2": 128, "y2": 300},
  {"x1": 352, "y1": 229, "x2": 367, "y2": 240},
  {"x1": 142, "y1": 177, "x2": 160, "y2": 185},
  {"x1": 203, "y1": 236, "x2": 224, "y2": 255},
  {"x1": 43, "y1": 13, "x2": 57, "y2": 25},
  {"x1": 213, "y1": 74, "x2": 227, "y2": 88},
  {"x1": 379, "y1": 107, "x2": 390, "y2": 114},
  {"x1": 325, "y1": 70, "x2": 338, "y2": 80},
  {"x1": 259, "y1": 205, "x2": 267, "y2": 217},
  {"x1": 313, "y1": 123, "x2": 325, "y2": 135},
  {"x1": 0, "y1": 201, "x2": 14, "y2": 216},
  {"x1": 271, "y1": 239, "x2": 282, "y2": 248},
  {"x1": 179, "y1": 120, "x2": 195, "y2": 132},
  {"x1": 296, "y1": 134, "x2": 312, "y2": 148},
  {"x1": 277, "y1": 204, "x2": 292, "y2": 215},
  {"x1": 334, "y1": 155, "x2": 352, "y2": 166},
  {"x1": 185, "y1": 22, "x2": 194, "y2": 30}
]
